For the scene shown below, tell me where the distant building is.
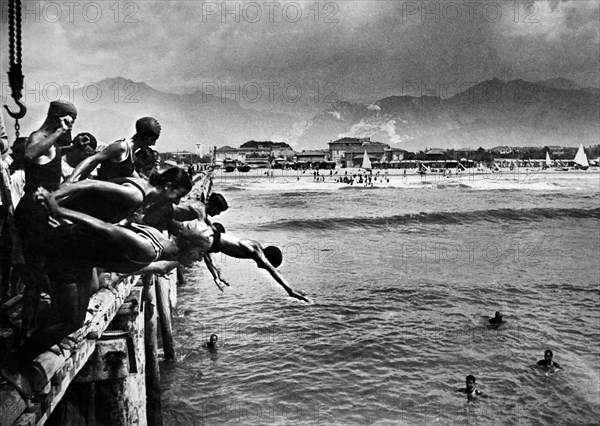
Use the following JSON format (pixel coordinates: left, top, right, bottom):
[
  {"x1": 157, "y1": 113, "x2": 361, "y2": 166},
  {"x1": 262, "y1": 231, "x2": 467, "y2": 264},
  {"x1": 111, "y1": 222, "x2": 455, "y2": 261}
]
[
  {"x1": 348, "y1": 141, "x2": 389, "y2": 166},
  {"x1": 423, "y1": 148, "x2": 446, "y2": 160},
  {"x1": 215, "y1": 145, "x2": 239, "y2": 161},
  {"x1": 295, "y1": 150, "x2": 328, "y2": 163},
  {"x1": 490, "y1": 146, "x2": 513, "y2": 155},
  {"x1": 328, "y1": 137, "x2": 394, "y2": 167},
  {"x1": 383, "y1": 148, "x2": 407, "y2": 163},
  {"x1": 546, "y1": 145, "x2": 565, "y2": 156},
  {"x1": 455, "y1": 147, "x2": 477, "y2": 158},
  {"x1": 328, "y1": 137, "x2": 372, "y2": 165},
  {"x1": 238, "y1": 140, "x2": 295, "y2": 159}
]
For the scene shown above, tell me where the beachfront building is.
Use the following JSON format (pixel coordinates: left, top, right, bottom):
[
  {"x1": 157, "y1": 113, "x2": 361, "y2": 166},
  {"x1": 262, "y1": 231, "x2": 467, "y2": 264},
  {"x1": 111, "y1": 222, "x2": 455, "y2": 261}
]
[
  {"x1": 423, "y1": 148, "x2": 446, "y2": 160},
  {"x1": 490, "y1": 146, "x2": 513, "y2": 155},
  {"x1": 349, "y1": 141, "x2": 389, "y2": 167},
  {"x1": 546, "y1": 145, "x2": 565, "y2": 157},
  {"x1": 383, "y1": 148, "x2": 408, "y2": 168},
  {"x1": 455, "y1": 147, "x2": 477, "y2": 159},
  {"x1": 238, "y1": 140, "x2": 295, "y2": 158},
  {"x1": 327, "y1": 137, "x2": 391, "y2": 167},
  {"x1": 215, "y1": 145, "x2": 241, "y2": 163},
  {"x1": 214, "y1": 141, "x2": 296, "y2": 167},
  {"x1": 295, "y1": 150, "x2": 328, "y2": 162},
  {"x1": 328, "y1": 137, "x2": 372, "y2": 166}
]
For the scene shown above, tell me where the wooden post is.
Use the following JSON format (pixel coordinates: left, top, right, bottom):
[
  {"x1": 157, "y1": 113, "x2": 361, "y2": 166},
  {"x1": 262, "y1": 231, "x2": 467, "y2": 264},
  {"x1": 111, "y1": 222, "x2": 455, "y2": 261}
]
[
  {"x1": 143, "y1": 275, "x2": 163, "y2": 426},
  {"x1": 46, "y1": 382, "x2": 96, "y2": 426},
  {"x1": 155, "y1": 274, "x2": 174, "y2": 361},
  {"x1": 89, "y1": 287, "x2": 147, "y2": 426},
  {"x1": 49, "y1": 286, "x2": 147, "y2": 426}
]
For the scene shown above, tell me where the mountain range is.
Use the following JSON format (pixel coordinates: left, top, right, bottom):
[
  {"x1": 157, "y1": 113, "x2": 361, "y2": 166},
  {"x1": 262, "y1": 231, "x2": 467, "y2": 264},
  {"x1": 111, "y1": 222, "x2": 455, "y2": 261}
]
[{"x1": 6, "y1": 77, "x2": 599, "y2": 152}]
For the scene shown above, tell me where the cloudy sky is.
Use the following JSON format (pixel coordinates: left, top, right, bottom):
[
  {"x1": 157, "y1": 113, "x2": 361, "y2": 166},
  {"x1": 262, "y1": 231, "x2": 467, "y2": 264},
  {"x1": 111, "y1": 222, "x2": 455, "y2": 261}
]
[{"x1": 1, "y1": 0, "x2": 599, "y2": 105}]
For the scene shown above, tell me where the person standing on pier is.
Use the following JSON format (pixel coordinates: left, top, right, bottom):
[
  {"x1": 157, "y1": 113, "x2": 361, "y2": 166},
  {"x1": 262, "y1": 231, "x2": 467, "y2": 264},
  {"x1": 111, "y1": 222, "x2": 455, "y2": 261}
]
[{"x1": 14, "y1": 100, "x2": 77, "y2": 339}]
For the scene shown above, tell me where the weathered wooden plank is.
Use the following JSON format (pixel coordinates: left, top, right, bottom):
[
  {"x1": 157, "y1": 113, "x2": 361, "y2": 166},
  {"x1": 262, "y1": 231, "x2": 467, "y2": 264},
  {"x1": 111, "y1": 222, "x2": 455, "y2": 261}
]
[
  {"x1": 0, "y1": 384, "x2": 27, "y2": 426},
  {"x1": 144, "y1": 276, "x2": 162, "y2": 426},
  {"x1": 2, "y1": 276, "x2": 140, "y2": 426},
  {"x1": 155, "y1": 275, "x2": 174, "y2": 361}
]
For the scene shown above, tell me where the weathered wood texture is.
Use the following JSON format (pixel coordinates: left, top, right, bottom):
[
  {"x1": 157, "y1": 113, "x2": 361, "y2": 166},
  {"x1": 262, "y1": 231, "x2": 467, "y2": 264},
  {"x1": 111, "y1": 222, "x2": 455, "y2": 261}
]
[{"x1": 1, "y1": 275, "x2": 140, "y2": 426}]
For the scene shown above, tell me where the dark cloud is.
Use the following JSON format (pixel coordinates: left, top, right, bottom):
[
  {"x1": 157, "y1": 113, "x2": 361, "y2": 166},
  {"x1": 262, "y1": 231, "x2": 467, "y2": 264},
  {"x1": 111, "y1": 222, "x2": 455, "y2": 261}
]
[{"x1": 0, "y1": 0, "x2": 598, "y2": 103}]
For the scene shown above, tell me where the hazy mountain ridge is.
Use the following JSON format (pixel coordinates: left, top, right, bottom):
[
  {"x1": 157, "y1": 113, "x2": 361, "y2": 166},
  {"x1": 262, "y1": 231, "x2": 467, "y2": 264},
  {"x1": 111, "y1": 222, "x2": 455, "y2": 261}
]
[
  {"x1": 294, "y1": 78, "x2": 600, "y2": 151},
  {"x1": 5, "y1": 77, "x2": 598, "y2": 152}
]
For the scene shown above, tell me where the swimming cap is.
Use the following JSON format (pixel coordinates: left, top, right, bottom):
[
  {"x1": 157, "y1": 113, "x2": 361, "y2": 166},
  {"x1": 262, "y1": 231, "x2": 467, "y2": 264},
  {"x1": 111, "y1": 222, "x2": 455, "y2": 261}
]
[
  {"x1": 135, "y1": 117, "x2": 161, "y2": 138},
  {"x1": 264, "y1": 246, "x2": 283, "y2": 268},
  {"x1": 47, "y1": 100, "x2": 77, "y2": 118}
]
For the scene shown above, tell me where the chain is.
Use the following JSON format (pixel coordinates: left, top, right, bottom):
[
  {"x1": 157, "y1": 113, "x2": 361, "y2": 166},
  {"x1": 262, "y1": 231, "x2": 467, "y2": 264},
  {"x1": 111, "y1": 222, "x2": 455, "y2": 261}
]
[
  {"x1": 4, "y1": 0, "x2": 26, "y2": 124},
  {"x1": 16, "y1": 0, "x2": 22, "y2": 66},
  {"x1": 8, "y1": 0, "x2": 15, "y2": 65}
]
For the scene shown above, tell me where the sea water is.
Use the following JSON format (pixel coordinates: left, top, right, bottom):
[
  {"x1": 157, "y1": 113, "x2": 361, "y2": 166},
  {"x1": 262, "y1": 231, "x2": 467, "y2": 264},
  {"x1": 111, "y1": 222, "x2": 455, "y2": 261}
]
[{"x1": 161, "y1": 169, "x2": 600, "y2": 425}]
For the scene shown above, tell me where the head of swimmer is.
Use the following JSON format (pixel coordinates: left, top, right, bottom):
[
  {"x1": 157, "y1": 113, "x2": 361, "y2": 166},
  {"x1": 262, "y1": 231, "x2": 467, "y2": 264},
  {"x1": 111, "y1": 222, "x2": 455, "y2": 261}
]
[
  {"x1": 151, "y1": 167, "x2": 192, "y2": 205},
  {"x1": 466, "y1": 375, "x2": 476, "y2": 393},
  {"x1": 175, "y1": 220, "x2": 211, "y2": 266},
  {"x1": 207, "y1": 192, "x2": 229, "y2": 217}
]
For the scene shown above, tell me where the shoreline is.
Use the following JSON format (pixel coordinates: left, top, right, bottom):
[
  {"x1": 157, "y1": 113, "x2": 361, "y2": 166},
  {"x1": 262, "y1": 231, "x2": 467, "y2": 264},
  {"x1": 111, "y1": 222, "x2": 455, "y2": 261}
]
[{"x1": 203, "y1": 166, "x2": 600, "y2": 191}]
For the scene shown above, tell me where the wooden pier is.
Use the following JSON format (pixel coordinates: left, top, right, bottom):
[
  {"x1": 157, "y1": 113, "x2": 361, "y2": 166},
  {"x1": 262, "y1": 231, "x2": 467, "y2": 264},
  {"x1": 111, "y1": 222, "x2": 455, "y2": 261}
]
[{"x1": 0, "y1": 173, "x2": 212, "y2": 426}]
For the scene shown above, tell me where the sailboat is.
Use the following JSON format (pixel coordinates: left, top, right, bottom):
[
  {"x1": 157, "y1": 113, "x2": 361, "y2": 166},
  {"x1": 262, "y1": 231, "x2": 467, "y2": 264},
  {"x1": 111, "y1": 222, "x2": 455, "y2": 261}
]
[
  {"x1": 361, "y1": 150, "x2": 372, "y2": 171},
  {"x1": 573, "y1": 143, "x2": 589, "y2": 170},
  {"x1": 544, "y1": 151, "x2": 552, "y2": 169}
]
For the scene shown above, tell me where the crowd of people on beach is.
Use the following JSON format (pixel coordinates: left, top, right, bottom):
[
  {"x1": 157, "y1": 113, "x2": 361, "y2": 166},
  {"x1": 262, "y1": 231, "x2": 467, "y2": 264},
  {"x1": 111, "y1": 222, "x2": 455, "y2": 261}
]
[{"x1": 0, "y1": 101, "x2": 308, "y2": 397}]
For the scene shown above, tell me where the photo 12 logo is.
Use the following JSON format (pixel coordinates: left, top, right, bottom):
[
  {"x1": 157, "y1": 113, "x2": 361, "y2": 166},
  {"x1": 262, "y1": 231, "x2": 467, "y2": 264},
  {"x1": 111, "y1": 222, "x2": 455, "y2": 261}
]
[
  {"x1": 201, "y1": 1, "x2": 340, "y2": 24},
  {"x1": 1, "y1": 80, "x2": 140, "y2": 105},
  {"x1": 16, "y1": 1, "x2": 141, "y2": 24},
  {"x1": 200, "y1": 81, "x2": 338, "y2": 104},
  {"x1": 399, "y1": 1, "x2": 540, "y2": 24}
]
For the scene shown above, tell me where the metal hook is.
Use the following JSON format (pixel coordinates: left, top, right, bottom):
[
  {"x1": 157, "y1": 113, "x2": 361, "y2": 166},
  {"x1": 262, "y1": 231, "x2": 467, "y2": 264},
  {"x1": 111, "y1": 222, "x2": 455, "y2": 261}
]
[{"x1": 4, "y1": 99, "x2": 27, "y2": 120}]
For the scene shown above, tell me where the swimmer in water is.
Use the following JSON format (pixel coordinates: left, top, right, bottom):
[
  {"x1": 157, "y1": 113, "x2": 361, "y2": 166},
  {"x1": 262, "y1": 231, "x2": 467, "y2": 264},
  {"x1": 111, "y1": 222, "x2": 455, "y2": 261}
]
[
  {"x1": 457, "y1": 375, "x2": 485, "y2": 400},
  {"x1": 488, "y1": 311, "x2": 505, "y2": 326},
  {"x1": 206, "y1": 334, "x2": 218, "y2": 349},
  {"x1": 537, "y1": 349, "x2": 562, "y2": 370}
]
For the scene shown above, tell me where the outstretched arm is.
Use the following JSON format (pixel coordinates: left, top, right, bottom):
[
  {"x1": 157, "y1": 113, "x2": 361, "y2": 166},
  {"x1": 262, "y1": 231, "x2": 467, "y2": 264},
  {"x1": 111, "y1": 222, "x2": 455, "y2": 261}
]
[
  {"x1": 125, "y1": 260, "x2": 180, "y2": 276},
  {"x1": 218, "y1": 234, "x2": 310, "y2": 303},
  {"x1": 255, "y1": 255, "x2": 310, "y2": 303},
  {"x1": 67, "y1": 141, "x2": 126, "y2": 182},
  {"x1": 203, "y1": 254, "x2": 230, "y2": 292}
]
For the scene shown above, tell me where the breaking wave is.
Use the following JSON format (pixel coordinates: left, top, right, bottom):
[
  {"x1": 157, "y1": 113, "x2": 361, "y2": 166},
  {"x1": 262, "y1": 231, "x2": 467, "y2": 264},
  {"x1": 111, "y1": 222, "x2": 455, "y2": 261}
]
[{"x1": 260, "y1": 207, "x2": 600, "y2": 230}]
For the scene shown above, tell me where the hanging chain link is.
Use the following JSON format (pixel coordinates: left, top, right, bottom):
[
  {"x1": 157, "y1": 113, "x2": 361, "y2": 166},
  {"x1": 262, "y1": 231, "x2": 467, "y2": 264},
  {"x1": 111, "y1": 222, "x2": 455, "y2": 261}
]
[{"x1": 4, "y1": 0, "x2": 27, "y2": 125}]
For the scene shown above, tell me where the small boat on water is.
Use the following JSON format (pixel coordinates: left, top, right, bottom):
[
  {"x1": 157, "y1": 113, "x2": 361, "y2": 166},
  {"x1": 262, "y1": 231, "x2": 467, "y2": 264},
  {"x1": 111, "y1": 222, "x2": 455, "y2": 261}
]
[
  {"x1": 554, "y1": 144, "x2": 589, "y2": 171},
  {"x1": 544, "y1": 151, "x2": 553, "y2": 169},
  {"x1": 361, "y1": 150, "x2": 372, "y2": 171},
  {"x1": 574, "y1": 143, "x2": 589, "y2": 170},
  {"x1": 223, "y1": 158, "x2": 237, "y2": 172},
  {"x1": 237, "y1": 163, "x2": 251, "y2": 172}
]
